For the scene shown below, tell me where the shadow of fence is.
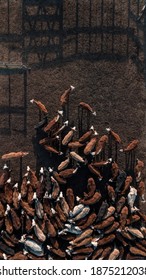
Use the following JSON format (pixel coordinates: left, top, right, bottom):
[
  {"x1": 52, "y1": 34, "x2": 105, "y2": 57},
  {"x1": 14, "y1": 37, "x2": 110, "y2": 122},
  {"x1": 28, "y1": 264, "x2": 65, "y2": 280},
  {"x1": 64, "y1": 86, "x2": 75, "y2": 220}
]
[
  {"x1": 0, "y1": 62, "x2": 30, "y2": 136},
  {"x1": 0, "y1": 0, "x2": 145, "y2": 71},
  {"x1": 19, "y1": 0, "x2": 145, "y2": 73}
]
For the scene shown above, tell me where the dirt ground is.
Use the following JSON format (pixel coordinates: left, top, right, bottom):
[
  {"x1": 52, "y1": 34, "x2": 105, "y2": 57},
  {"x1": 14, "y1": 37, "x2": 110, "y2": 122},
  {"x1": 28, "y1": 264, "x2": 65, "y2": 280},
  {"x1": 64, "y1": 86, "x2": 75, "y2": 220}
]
[{"x1": 1, "y1": 0, "x2": 146, "y2": 211}]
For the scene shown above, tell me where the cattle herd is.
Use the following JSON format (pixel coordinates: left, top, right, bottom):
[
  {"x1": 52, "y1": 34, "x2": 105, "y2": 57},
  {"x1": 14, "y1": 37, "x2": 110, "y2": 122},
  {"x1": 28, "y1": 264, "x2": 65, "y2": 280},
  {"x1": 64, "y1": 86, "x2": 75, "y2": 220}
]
[{"x1": 0, "y1": 86, "x2": 146, "y2": 260}]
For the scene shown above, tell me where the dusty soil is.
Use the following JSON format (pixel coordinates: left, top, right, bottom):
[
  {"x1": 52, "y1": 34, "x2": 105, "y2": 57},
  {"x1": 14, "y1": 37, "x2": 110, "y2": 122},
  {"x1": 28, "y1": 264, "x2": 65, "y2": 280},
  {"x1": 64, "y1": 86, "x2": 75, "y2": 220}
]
[{"x1": 0, "y1": 0, "x2": 146, "y2": 211}]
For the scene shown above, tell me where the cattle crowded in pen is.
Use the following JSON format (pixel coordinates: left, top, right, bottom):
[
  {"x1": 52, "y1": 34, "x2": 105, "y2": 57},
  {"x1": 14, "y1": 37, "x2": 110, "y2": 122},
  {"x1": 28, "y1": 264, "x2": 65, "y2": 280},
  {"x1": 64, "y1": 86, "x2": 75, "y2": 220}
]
[{"x1": 0, "y1": 85, "x2": 146, "y2": 260}]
